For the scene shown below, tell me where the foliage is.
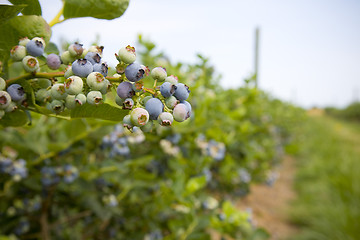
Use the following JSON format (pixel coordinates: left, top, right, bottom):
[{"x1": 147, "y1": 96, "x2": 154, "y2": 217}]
[
  {"x1": 0, "y1": 1, "x2": 304, "y2": 239},
  {"x1": 325, "y1": 101, "x2": 360, "y2": 122}
]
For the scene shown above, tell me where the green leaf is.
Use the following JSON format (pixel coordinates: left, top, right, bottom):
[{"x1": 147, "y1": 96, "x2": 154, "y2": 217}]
[
  {"x1": 0, "y1": 4, "x2": 25, "y2": 25},
  {"x1": 63, "y1": 0, "x2": 129, "y2": 20},
  {"x1": 185, "y1": 176, "x2": 207, "y2": 195},
  {"x1": 9, "y1": 0, "x2": 42, "y2": 16},
  {"x1": 0, "y1": 15, "x2": 51, "y2": 62},
  {"x1": 70, "y1": 103, "x2": 128, "y2": 121},
  {"x1": 0, "y1": 109, "x2": 28, "y2": 127},
  {"x1": 44, "y1": 42, "x2": 59, "y2": 55}
]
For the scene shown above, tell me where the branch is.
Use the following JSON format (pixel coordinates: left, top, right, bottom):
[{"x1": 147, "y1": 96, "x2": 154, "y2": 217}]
[{"x1": 6, "y1": 71, "x2": 65, "y2": 85}]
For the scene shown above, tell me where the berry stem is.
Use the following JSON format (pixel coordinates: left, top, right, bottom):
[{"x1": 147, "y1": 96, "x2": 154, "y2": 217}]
[
  {"x1": 6, "y1": 71, "x2": 65, "y2": 85},
  {"x1": 48, "y1": 4, "x2": 64, "y2": 27}
]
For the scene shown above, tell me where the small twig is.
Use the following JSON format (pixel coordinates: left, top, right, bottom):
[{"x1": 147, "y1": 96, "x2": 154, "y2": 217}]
[{"x1": 6, "y1": 71, "x2": 65, "y2": 85}]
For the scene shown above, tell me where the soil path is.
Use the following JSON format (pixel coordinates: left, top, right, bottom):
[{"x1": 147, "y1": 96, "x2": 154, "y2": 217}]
[{"x1": 236, "y1": 155, "x2": 299, "y2": 240}]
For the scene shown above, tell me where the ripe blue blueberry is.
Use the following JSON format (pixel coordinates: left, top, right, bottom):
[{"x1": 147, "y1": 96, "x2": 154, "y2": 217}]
[
  {"x1": 63, "y1": 164, "x2": 79, "y2": 183},
  {"x1": 117, "y1": 81, "x2": 135, "y2": 99},
  {"x1": 26, "y1": 38, "x2": 44, "y2": 57},
  {"x1": 117, "y1": 45, "x2": 136, "y2": 64},
  {"x1": 72, "y1": 59, "x2": 93, "y2": 78},
  {"x1": 22, "y1": 56, "x2": 39, "y2": 72},
  {"x1": 160, "y1": 82, "x2": 175, "y2": 98},
  {"x1": 180, "y1": 100, "x2": 192, "y2": 116},
  {"x1": 46, "y1": 54, "x2": 61, "y2": 70},
  {"x1": 125, "y1": 63, "x2": 145, "y2": 82},
  {"x1": 84, "y1": 52, "x2": 101, "y2": 65},
  {"x1": 7, "y1": 84, "x2": 26, "y2": 102},
  {"x1": 130, "y1": 108, "x2": 149, "y2": 127},
  {"x1": 174, "y1": 83, "x2": 190, "y2": 101},
  {"x1": 151, "y1": 67, "x2": 167, "y2": 81},
  {"x1": 93, "y1": 62, "x2": 108, "y2": 77},
  {"x1": 41, "y1": 166, "x2": 60, "y2": 186},
  {"x1": 0, "y1": 91, "x2": 12, "y2": 110},
  {"x1": 145, "y1": 98, "x2": 163, "y2": 120}
]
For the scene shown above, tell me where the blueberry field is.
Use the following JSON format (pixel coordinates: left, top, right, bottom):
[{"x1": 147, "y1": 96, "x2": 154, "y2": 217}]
[{"x1": 1, "y1": 1, "x2": 360, "y2": 240}]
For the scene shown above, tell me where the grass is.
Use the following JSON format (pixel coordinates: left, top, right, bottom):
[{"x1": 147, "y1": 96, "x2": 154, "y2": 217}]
[{"x1": 289, "y1": 115, "x2": 360, "y2": 240}]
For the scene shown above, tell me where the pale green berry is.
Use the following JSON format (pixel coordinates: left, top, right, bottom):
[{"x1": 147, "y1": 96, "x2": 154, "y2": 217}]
[
  {"x1": 165, "y1": 96, "x2": 179, "y2": 109},
  {"x1": 142, "y1": 96, "x2": 152, "y2": 105},
  {"x1": 4, "y1": 101, "x2": 17, "y2": 112},
  {"x1": 0, "y1": 91, "x2": 12, "y2": 109},
  {"x1": 123, "y1": 114, "x2": 133, "y2": 129},
  {"x1": 68, "y1": 42, "x2": 84, "y2": 57},
  {"x1": 130, "y1": 107, "x2": 149, "y2": 127},
  {"x1": 37, "y1": 78, "x2": 52, "y2": 89},
  {"x1": 64, "y1": 76, "x2": 83, "y2": 95},
  {"x1": 49, "y1": 100, "x2": 64, "y2": 114},
  {"x1": 60, "y1": 51, "x2": 75, "y2": 65},
  {"x1": 151, "y1": 67, "x2": 167, "y2": 81},
  {"x1": 35, "y1": 89, "x2": 50, "y2": 103},
  {"x1": 19, "y1": 37, "x2": 30, "y2": 47},
  {"x1": 88, "y1": 45, "x2": 104, "y2": 57},
  {"x1": 22, "y1": 56, "x2": 39, "y2": 72},
  {"x1": 118, "y1": 45, "x2": 136, "y2": 64},
  {"x1": 10, "y1": 45, "x2": 26, "y2": 61},
  {"x1": 75, "y1": 93, "x2": 86, "y2": 105},
  {"x1": 165, "y1": 75, "x2": 179, "y2": 85},
  {"x1": 0, "y1": 77, "x2": 6, "y2": 91},
  {"x1": 64, "y1": 66, "x2": 74, "y2": 79},
  {"x1": 158, "y1": 112, "x2": 174, "y2": 126},
  {"x1": 86, "y1": 91, "x2": 103, "y2": 105},
  {"x1": 173, "y1": 103, "x2": 189, "y2": 122},
  {"x1": 115, "y1": 95, "x2": 124, "y2": 107},
  {"x1": 140, "y1": 120, "x2": 153, "y2": 132},
  {"x1": 99, "y1": 79, "x2": 111, "y2": 95},
  {"x1": 50, "y1": 83, "x2": 68, "y2": 100},
  {"x1": 86, "y1": 72, "x2": 106, "y2": 91},
  {"x1": 65, "y1": 95, "x2": 77, "y2": 109}
]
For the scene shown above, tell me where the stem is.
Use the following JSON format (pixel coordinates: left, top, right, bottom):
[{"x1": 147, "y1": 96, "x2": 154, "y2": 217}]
[
  {"x1": 6, "y1": 71, "x2": 65, "y2": 85},
  {"x1": 48, "y1": 4, "x2": 64, "y2": 27}
]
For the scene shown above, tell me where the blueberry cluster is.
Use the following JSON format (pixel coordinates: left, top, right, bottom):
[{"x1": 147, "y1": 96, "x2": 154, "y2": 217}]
[
  {"x1": 41, "y1": 164, "x2": 78, "y2": 186},
  {"x1": 115, "y1": 46, "x2": 192, "y2": 131},
  {"x1": 0, "y1": 157, "x2": 28, "y2": 181},
  {"x1": 195, "y1": 135, "x2": 226, "y2": 161}
]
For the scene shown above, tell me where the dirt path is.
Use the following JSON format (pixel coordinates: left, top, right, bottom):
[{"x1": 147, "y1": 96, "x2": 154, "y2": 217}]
[{"x1": 236, "y1": 156, "x2": 299, "y2": 240}]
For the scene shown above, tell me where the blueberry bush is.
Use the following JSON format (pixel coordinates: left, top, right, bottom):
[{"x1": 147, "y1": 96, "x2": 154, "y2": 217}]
[{"x1": 0, "y1": 1, "x2": 304, "y2": 239}]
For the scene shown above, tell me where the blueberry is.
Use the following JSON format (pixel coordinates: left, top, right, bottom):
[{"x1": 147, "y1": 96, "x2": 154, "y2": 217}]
[
  {"x1": 165, "y1": 75, "x2": 178, "y2": 85},
  {"x1": 160, "y1": 82, "x2": 175, "y2": 98},
  {"x1": 10, "y1": 45, "x2": 26, "y2": 61},
  {"x1": 64, "y1": 66, "x2": 74, "y2": 79},
  {"x1": 173, "y1": 103, "x2": 189, "y2": 122},
  {"x1": 0, "y1": 91, "x2": 12, "y2": 110},
  {"x1": 0, "y1": 77, "x2": 5, "y2": 91},
  {"x1": 151, "y1": 67, "x2": 167, "y2": 81},
  {"x1": 116, "y1": 81, "x2": 135, "y2": 99},
  {"x1": 46, "y1": 53, "x2": 61, "y2": 70},
  {"x1": 130, "y1": 108, "x2": 149, "y2": 127},
  {"x1": 84, "y1": 52, "x2": 101, "y2": 65},
  {"x1": 125, "y1": 63, "x2": 145, "y2": 82},
  {"x1": 65, "y1": 95, "x2": 76, "y2": 109},
  {"x1": 165, "y1": 96, "x2": 178, "y2": 109},
  {"x1": 72, "y1": 59, "x2": 93, "y2": 78},
  {"x1": 50, "y1": 83, "x2": 68, "y2": 100},
  {"x1": 174, "y1": 83, "x2": 190, "y2": 101},
  {"x1": 37, "y1": 78, "x2": 52, "y2": 89},
  {"x1": 75, "y1": 93, "x2": 86, "y2": 105},
  {"x1": 115, "y1": 95, "x2": 124, "y2": 107},
  {"x1": 140, "y1": 120, "x2": 153, "y2": 132},
  {"x1": 86, "y1": 72, "x2": 106, "y2": 91},
  {"x1": 63, "y1": 164, "x2": 78, "y2": 183},
  {"x1": 5, "y1": 101, "x2": 17, "y2": 112},
  {"x1": 60, "y1": 51, "x2": 75, "y2": 65},
  {"x1": 26, "y1": 38, "x2": 44, "y2": 57},
  {"x1": 117, "y1": 45, "x2": 136, "y2": 64},
  {"x1": 41, "y1": 166, "x2": 60, "y2": 186},
  {"x1": 99, "y1": 79, "x2": 111, "y2": 95},
  {"x1": 22, "y1": 56, "x2": 39, "y2": 72},
  {"x1": 180, "y1": 100, "x2": 192, "y2": 115},
  {"x1": 207, "y1": 140, "x2": 226, "y2": 161},
  {"x1": 35, "y1": 89, "x2": 50, "y2": 103},
  {"x1": 7, "y1": 84, "x2": 26, "y2": 102},
  {"x1": 64, "y1": 76, "x2": 83, "y2": 95},
  {"x1": 123, "y1": 114, "x2": 134, "y2": 129},
  {"x1": 19, "y1": 37, "x2": 30, "y2": 47},
  {"x1": 68, "y1": 42, "x2": 84, "y2": 57},
  {"x1": 158, "y1": 112, "x2": 174, "y2": 126},
  {"x1": 87, "y1": 91, "x2": 103, "y2": 105},
  {"x1": 93, "y1": 62, "x2": 108, "y2": 77},
  {"x1": 145, "y1": 98, "x2": 163, "y2": 120},
  {"x1": 48, "y1": 100, "x2": 65, "y2": 114},
  {"x1": 123, "y1": 98, "x2": 134, "y2": 110}
]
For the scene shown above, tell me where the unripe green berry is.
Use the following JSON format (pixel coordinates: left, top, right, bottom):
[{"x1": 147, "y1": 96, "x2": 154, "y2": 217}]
[
  {"x1": 10, "y1": 45, "x2": 26, "y2": 61},
  {"x1": 151, "y1": 67, "x2": 167, "y2": 81},
  {"x1": 64, "y1": 66, "x2": 74, "y2": 79},
  {"x1": 142, "y1": 96, "x2": 152, "y2": 105},
  {"x1": 115, "y1": 95, "x2": 124, "y2": 107},
  {"x1": 86, "y1": 91, "x2": 103, "y2": 105},
  {"x1": 0, "y1": 77, "x2": 6, "y2": 91},
  {"x1": 86, "y1": 72, "x2": 106, "y2": 91},
  {"x1": 4, "y1": 101, "x2": 17, "y2": 112},
  {"x1": 50, "y1": 83, "x2": 68, "y2": 100},
  {"x1": 130, "y1": 108, "x2": 149, "y2": 127},
  {"x1": 49, "y1": 100, "x2": 64, "y2": 114},
  {"x1": 123, "y1": 114, "x2": 133, "y2": 129},
  {"x1": 140, "y1": 120, "x2": 153, "y2": 132},
  {"x1": 88, "y1": 45, "x2": 104, "y2": 57},
  {"x1": 75, "y1": 93, "x2": 86, "y2": 105},
  {"x1": 35, "y1": 89, "x2": 50, "y2": 103},
  {"x1": 173, "y1": 103, "x2": 189, "y2": 122},
  {"x1": 65, "y1": 95, "x2": 77, "y2": 109},
  {"x1": 61, "y1": 51, "x2": 75, "y2": 65},
  {"x1": 165, "y1": 96, "x2": 179, "y2": 109},
  {"x1": 158, "y1": 112, "x2": 174, "y2": 126},
  {"x1": 22, "y1": 56, "x2": 39, "y2": 72},
  {"x1": 165, "y1": 75, "x2": 179, "y2": 85},
  {"x1": 37, "y1": 78, "x2": 52, "y2": 89},
  {"x1": 117, "y1": 45, "x2": 136, "y2": 64},
  {"x1": 19, "y1": 37, "x2": 30, "y2": 47},
  {"x1": 99, "y1": 79, "x2": 111, "y2": 95},
  {"x1": 64, "y1": 76, "x2": 83, "y2": 95},
  {"x1": 68, "y1": 42, "x2": 84, "y2": 57},
  {"x1": 0, "y1": 91, "x2": 12, "y2": 110}
]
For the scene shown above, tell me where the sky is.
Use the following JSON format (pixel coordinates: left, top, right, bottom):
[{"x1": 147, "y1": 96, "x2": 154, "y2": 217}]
[{"x1": 4, "y1": 0, "x2": 360, "y2": 108}]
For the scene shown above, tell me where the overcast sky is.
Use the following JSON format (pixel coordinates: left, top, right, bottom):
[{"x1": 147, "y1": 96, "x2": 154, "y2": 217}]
[{"x1": 4, "y1": 0, "x2": 360, "y2": 108}]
